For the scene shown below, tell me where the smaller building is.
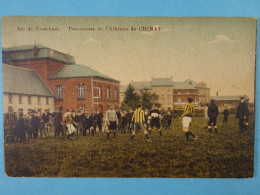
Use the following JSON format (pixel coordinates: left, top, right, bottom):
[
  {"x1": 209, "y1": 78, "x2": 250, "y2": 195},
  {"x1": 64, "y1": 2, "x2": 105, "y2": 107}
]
[
  {"x1": 210, "y1": 95, "x2": 250, "y2": 111},
  {"x1": 2, "y1": 64, "x2": 55, "y2": 115}
]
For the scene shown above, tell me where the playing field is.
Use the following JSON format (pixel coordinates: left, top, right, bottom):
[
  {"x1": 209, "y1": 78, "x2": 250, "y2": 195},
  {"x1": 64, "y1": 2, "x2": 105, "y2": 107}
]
[{"x1": 4, "y1": 116, "x2": 254, "y2": 178}]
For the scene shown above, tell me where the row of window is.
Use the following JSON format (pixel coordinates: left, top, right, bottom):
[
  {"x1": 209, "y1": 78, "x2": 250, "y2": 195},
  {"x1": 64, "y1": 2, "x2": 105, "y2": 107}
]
[
  {"x1": 177, "y1": 97, "x2": 198, "y2": 103},
  {"x1": 8, "y1": 94, "x2": 49, "y2": 105},
  {"x1": 55, "y1": 85, "x2": 119, "y2": 100},
  {"x1": 175, "y1": 91, "x2": 198, "y2": 95}
]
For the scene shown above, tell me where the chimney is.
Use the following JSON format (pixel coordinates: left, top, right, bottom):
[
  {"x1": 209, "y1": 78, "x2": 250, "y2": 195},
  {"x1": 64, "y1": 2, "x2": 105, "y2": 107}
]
[
  {"x1": 216, "y1": 91, "x2": 218, "y2": 96},
  {"x1": 33, "y1": 45, "x2": 38, "y2": 58}
]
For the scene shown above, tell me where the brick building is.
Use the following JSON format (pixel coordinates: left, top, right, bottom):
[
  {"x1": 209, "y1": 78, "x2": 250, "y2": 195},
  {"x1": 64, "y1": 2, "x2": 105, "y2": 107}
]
[
  {"x1": 2, "y1": 45, "x2": 120, "y2": 114},
  {"x1": 173, "y1": 79, "x2": 199, "y2": 109}
]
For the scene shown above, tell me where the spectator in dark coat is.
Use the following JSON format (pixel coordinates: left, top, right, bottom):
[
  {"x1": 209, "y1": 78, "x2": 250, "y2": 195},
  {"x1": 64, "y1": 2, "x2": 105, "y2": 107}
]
[
  {"x1": 208, "y1": 99, "x2": 219, "y2": 134},
  {"x1": 222, "y1": 106, "x2": 229, "y2": 125},
  {"x1": 236, "y1": 97, "x2": 249, "y2": 133},
  {"x1": 82, "y1": 111, "x2": 94, "y2": 136},
  {"x1": 116, "y1": 108, "x2": 121, "y2": 132},
  {"x1": 31, "y1": 111, "x2": 41, "y2": 139},
  {"x1": 16, "y1": 113, "x2": 26, "y2": 142},
  {"x1": 25, "y1": 111, "x2": 33, "y2": 140},
  {"x1": 120, "y1": 111, "x2": 128, "y2": 134},
  {"x1": 54, "y1": 107, "x2": 64, "y2": 136},
  {"x1": 42, "y1": 108, "x2": 51, "y2": 124},
  {"x1": 91, "y1": 110, "x2": 98, "y2": 135},
  {"x1": 4, "y1": 106, "x2": 17, "y2": 143},
  {"x1": 96, "y1": 109, "x2": 103, "y2": 132},
  {"x1": 165, "y1": 112, "x2": 172, "y2": 130},
  {"x1": 126, "y1": 109, "x2": 134, "y2": 134}
]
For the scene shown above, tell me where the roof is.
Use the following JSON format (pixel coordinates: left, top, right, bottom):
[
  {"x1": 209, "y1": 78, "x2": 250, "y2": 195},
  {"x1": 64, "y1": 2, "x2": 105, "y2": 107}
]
[
  {"x1": 211, "y1": 95, "x2": 250, "y2": 101},
  {"x1": 2, "y1": 44, "x2": 76, "y2": 64},
  {"x1": 2, "y1": 64, "x2": 54, "y2": 97},
  {"x1": 173, "y1": 79, "x2": 198, "y2": 89},
  {"x1": 132, "y1": 81, "x2": 152, "y2": 90},
  {"x1": 3, "y1": 45, "x2": 47, "y2": 51},
  {"x1": 151, "y1": 78, "x2": 174, "y2": 86},
  {"x1": 49, "y1": 64, "x2": 119, "y2": 82}
]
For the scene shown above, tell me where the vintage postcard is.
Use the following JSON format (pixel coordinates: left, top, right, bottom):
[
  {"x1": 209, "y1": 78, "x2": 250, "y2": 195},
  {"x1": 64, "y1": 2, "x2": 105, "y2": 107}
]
[{"x1": 1, "y1": 16, "x2": 256, "y2": 177}]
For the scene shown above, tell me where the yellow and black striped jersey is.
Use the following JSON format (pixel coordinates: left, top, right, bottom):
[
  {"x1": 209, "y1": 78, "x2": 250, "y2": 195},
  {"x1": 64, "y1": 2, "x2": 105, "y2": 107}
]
[
  {"x1": 132, "y1": 108, "x2": 145, "y2": 123},
  {"x1": 182, "y1": 102, "x2": 195, "y2": 117}
]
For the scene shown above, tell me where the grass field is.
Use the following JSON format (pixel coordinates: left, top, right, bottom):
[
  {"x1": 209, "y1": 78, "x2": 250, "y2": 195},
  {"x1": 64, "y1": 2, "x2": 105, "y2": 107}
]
[{"x1": 4, "y1": 116, "x2": 254, "y2": 178}]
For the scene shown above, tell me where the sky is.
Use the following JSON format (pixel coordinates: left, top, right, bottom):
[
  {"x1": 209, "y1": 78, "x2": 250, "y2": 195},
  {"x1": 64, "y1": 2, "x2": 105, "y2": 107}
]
[{"x1": 1, "y1": 17, "x2": 257, "y2": 101}]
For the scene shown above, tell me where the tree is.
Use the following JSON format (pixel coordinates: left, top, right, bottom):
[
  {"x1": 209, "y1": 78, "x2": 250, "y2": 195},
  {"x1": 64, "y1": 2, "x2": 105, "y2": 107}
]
[
  {"x1": 121, "y1": 83, "x2": 140, "y2": 111},
  {"x1": 140, "y1": 88, "x2": 161, "y2": 110}
]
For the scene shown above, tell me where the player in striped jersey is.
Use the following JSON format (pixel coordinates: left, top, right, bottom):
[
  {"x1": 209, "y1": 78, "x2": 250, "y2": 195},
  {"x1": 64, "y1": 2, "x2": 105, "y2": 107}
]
[
  {"x1": 180, "y1": 97, "x2": 197, "y2": 141},
  {"x1": 130, "y1": 104, "x2": 151, "y2": 142}
]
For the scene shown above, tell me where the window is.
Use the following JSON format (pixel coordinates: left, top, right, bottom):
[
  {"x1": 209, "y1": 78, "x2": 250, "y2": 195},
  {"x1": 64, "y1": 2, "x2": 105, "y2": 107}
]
[
  {"x1": 187, "y1": 91, "x2": 190, "y2": 95},
  {"x1": 46, "y1": 97, "x2": 49, "y2": 105},
  {"x1": 78, "y1": 105, "x2": 85, "y2": 111},
  {"x1": 28, "y1": 95, "x2": 32, "y2": 104},
  {"x1": 94, "y1": 87, "x2": 102, "y2": 98},
  {"x1": 8, "y1": 94, "x2": 12, "y2": 104},
  {"x1": 107, "y1": 88, "x2": 111, "y2": 99},
  {"x1": 100, "y1": 87, "x2": 103, "y2": 98},
  {"x1": 178, "y1": 97, "x2": 181, "y2": 103},
  {"x1": 19, "y1": 95, "x2": 22, "y2": 104},
  {"x1": 55, "y1": 85, "x2": 63, "y2": 100},
  {"x1": 77, "y1": 84, "x2": 86, "y2": 99},
  {"x1": 37, "y1": 96, "x2": 41, "y2": 105},
  {"x1": 177, "y1": 91, "x2": 182, "y2": 95},
  {"x1": 115, "y1": 88, "x2": 118, "y2": 100}
]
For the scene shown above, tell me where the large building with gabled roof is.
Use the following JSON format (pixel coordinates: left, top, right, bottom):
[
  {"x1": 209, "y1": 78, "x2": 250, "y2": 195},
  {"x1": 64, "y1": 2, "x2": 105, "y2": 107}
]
[
  {"x1": 2, "y1": 64, "x2": 55, "y2": 115},
  {"x1": 2, "y1": 45, "x2": 120, "y2": 114},
  {"x1": 120, "y1": 78, "x2": 210, "y2": 110},
  {"x1": 120, "y1": 77, "x2": 175, "y2": 109}
]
